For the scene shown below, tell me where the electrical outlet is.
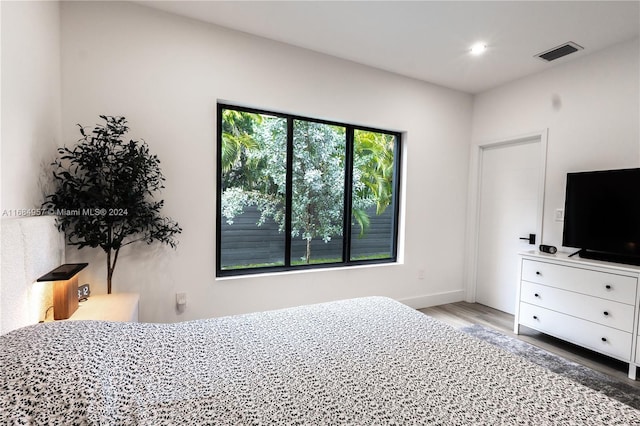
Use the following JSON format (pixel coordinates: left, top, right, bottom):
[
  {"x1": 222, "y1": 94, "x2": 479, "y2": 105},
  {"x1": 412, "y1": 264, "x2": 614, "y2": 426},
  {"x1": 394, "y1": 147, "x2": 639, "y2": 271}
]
[
  {"x1": 418, "y1": 269, "x2": 425, "y2": 280},
  {"x1": 555, "y1": 208, "x2": 564, "y2": 222},
  {"x1": 176, "y1": 292, "x2": 187, "y2": 306}
]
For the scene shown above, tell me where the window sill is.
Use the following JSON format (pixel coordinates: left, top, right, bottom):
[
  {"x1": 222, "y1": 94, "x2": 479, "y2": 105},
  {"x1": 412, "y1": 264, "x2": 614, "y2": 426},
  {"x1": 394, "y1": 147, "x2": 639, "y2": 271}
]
[{"x1": 215, "y1": 260, "x2": 402, "y2": 282}]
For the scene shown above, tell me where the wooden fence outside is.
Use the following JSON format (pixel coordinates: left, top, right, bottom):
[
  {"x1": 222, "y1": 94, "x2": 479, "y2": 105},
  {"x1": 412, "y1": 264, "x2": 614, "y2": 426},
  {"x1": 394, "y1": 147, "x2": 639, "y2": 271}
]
[{"x1": 221, "y1": 205, "x2": 394, "y2": 267}]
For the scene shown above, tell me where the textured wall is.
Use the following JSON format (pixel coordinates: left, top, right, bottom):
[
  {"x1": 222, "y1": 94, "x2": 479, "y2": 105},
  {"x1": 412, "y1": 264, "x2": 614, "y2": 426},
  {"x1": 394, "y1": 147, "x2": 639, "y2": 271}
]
[{"x1": 1, "y1": 216, "x2": 65, "y2": 334}]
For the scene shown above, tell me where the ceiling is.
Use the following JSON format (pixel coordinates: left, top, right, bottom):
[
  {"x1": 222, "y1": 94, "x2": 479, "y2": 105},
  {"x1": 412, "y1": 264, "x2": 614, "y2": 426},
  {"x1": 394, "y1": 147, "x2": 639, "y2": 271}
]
[{"x1": 138, "y1": 1, "x2": 640, "y2": 94}]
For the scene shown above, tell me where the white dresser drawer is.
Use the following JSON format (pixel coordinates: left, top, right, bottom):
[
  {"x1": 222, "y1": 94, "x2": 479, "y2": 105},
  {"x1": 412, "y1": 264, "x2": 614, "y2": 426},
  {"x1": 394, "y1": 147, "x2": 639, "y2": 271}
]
[
  {"x1": 519, "y1": 302, "x2": 633, "y2": 361},
  {"x1": 521, "y1": 259, "x2": 637, "y2": 304},
  {"x1": 520, "y1": 281, "x2": 636, "y2": 332}
]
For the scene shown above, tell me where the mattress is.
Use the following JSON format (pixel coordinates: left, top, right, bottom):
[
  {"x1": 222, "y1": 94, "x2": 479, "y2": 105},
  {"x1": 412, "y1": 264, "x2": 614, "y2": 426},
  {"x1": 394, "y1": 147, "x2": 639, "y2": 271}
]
[{"x1": 1, "y1": 296, "x2": 638, "y2": 425}]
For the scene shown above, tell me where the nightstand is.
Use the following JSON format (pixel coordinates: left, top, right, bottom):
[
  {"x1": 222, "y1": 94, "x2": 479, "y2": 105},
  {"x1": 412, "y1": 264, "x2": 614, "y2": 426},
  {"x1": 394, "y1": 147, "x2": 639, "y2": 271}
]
[{"x1": 66, "y1": 293, "x2": 140, "y2": 322}]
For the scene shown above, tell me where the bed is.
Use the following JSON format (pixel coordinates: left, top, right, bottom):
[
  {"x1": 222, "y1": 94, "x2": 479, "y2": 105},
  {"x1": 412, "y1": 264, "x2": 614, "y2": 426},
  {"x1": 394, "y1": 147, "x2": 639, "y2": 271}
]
[{"x1": 1, "y1": 296, "x2": 638, "y2": 425}]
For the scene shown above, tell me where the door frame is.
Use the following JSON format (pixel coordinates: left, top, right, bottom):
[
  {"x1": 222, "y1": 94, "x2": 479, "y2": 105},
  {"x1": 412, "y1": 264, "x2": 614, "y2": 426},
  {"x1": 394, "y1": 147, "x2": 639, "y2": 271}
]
[{"x1": 464, "y1": 130, "x2": 548, "y2": 303}]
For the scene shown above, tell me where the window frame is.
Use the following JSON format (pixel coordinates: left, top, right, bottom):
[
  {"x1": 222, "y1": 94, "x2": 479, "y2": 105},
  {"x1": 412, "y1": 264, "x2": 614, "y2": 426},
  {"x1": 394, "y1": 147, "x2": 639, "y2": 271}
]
[{"x1": 216, "y1": 103, "x2": 401, "y2": 277}]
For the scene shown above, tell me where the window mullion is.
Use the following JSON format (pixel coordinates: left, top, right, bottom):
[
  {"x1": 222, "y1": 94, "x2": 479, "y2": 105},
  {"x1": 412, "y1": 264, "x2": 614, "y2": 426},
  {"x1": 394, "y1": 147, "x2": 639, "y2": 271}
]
[
  {"x1": 284, "y1": 117, "x2": 294, "y2": 266},
  {"x1": 390, "y1": 133, "x2": 401, "y2": 260},
  {"x1": 343, "y1": 126, "x2": 354, "y2": 263},
  {"x1": 215, "y1": 104, "x2": 224, "y2": 276}
]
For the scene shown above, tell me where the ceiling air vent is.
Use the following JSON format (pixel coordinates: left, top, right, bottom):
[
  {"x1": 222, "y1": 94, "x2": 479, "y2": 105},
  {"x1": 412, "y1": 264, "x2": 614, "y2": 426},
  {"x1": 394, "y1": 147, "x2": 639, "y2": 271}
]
[{"x1": 536, "y1": 42, "x2": 583, "y2": 62}]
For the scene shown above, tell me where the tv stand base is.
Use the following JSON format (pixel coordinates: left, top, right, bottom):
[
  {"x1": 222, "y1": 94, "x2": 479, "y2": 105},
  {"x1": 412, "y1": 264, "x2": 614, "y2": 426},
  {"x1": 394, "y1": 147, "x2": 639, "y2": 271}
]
[{"x1": 577, "y1": 249, "x2": 640, "y2": 266}]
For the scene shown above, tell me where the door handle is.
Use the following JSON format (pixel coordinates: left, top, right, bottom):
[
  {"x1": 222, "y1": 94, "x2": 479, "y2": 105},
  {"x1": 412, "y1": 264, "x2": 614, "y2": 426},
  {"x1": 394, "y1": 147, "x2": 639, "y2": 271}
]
[{"x1": 519, "y1": 234, "x2": 536, "y2": 245}]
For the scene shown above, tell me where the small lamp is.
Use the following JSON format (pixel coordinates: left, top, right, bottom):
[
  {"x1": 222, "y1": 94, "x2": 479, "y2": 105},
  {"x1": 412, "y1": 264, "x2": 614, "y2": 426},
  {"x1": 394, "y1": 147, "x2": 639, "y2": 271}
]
[{"x1": 37, "y1": 263, "x2": 88, "y2": 320}]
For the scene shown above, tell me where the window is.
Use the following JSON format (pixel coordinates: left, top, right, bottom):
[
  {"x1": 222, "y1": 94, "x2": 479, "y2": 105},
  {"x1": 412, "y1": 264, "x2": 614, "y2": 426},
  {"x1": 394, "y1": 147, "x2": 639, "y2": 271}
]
[{"x1": 217, "y1": 104, "x2": 401, "y2": 276}]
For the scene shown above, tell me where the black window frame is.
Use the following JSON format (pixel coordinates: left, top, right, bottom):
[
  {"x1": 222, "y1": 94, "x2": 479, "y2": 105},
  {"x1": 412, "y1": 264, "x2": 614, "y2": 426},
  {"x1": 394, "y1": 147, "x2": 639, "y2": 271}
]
[{"x1": 216, "y1": 103, "x2": 401, "y2": 277}]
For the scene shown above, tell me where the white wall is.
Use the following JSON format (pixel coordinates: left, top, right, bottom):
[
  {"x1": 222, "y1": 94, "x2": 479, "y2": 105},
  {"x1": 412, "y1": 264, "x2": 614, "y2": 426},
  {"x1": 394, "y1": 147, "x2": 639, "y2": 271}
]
[
  {"x1": 59, "y1": 1, "x2": 472, "y2": 322},
  {"x1": 471, "y1": 38, "x2": 640, "y2": 250},
  {"x1": 1, "y1": 0, "x2": 62, "y2": 212},
  {"x1": 1, "y1": 1, "x2": 63, "y2": 333}
]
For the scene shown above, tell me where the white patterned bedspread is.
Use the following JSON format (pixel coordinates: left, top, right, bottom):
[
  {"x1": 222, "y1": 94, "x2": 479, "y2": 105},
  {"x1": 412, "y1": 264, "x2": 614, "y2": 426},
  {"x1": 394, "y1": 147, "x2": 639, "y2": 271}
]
[{"x1": 1, "y1": 296, "x2": 639, "y2": 425}]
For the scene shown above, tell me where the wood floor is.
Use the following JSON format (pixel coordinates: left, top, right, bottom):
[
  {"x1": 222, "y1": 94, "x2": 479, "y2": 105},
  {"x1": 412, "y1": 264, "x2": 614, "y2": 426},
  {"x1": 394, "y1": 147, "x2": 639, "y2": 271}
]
[{"x1": 419, "y1": 301, "x2": 640, "y2": 389}]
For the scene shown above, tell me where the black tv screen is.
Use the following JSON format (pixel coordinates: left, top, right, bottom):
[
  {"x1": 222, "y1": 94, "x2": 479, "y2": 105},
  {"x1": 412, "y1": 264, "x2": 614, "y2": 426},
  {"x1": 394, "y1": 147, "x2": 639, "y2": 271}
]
[{"x1": 562, "y1": 168, "x2": 640, "y2": 265}]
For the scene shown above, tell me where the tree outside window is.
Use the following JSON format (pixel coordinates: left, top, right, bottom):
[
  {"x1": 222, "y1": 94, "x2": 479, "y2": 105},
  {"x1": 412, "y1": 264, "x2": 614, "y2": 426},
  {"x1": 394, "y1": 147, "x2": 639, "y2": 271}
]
[{"x1": 217, "y1": 105, "x2": 400, "y2": 275}]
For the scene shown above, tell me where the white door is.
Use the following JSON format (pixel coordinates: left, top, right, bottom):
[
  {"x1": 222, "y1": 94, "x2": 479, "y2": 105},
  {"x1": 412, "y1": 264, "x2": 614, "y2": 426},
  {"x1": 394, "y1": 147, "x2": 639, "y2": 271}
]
[{"x1": 475, "y1": 135, "x2": 545, "y2": 314}]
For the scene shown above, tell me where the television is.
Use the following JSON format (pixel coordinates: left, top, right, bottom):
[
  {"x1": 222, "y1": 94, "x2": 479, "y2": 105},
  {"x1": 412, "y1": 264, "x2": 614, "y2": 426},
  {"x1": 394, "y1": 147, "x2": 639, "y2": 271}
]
[{"x1": 562, "y1": 168, "x2": 640, "y2": 266}]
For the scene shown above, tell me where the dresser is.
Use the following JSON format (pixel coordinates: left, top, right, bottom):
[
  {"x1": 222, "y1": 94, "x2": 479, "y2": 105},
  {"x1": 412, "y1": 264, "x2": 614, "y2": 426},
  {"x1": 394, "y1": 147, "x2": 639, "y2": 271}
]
[{"x1": 514, "y1": 251, "x2": 640, "y2": 379}]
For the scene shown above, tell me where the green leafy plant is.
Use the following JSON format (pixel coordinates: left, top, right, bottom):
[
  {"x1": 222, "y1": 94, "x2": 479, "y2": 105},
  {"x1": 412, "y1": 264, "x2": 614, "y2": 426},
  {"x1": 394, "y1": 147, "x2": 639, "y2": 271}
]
[{"x1": 43, "y1": 115, "x2": 182, "y2": 293}]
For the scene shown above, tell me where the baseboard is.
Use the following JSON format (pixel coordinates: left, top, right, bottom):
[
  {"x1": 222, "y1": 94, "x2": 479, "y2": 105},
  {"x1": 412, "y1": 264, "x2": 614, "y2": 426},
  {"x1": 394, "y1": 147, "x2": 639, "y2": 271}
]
[{"x1": 399, "y1": 290, "x2": 465, "y2": 310}]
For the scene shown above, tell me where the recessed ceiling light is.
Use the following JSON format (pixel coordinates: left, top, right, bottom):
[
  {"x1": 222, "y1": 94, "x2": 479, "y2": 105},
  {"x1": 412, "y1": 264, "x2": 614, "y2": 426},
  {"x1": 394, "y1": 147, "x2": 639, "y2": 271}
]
[{"x1": 470, "y1": 42, "x2": 487, "y2": 55}]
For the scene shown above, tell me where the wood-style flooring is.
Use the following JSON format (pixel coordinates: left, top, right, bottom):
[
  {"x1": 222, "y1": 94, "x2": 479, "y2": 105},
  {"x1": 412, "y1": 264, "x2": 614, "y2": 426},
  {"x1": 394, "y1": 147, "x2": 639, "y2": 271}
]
[{"x1": 419, "y1": 301, "x2": 640, "y2": 389}]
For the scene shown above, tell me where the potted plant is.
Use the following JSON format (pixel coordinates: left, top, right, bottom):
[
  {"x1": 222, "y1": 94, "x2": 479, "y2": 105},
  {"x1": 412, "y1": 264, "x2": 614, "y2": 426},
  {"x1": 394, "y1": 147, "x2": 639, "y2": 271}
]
[{"x1": 43, "y1": 115, "x2": 182, "y2": 293}]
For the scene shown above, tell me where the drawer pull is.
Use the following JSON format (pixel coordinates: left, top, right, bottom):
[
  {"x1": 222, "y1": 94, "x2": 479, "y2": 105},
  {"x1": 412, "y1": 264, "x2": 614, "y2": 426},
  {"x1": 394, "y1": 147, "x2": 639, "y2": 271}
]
[
  {"x1": 603, "y1": 311, "x2": 609, "y2": 316},
  {"x1": 601, "y1": 337, "x2": 607, "y2": 342},
  {"x1": 532, "y1": 315, "x2": 538, "y2": 320},
  {"x1": 535, "y1": 271, "x2": 541, "y2": 276},
  {"x1": 605, "y1": 284, "x2": 612, "y2": 290},
  {"x1": 534, "y1": 293, "x2": 540, "y2": 298}
]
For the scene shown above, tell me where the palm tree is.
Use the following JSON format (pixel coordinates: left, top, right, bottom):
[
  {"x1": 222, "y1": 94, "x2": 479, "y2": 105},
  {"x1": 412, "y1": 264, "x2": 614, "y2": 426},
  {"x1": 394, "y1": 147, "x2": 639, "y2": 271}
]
[
  {"x1": 221, "y1": 109, "x2": 262, "y2": 173},
  {"x1": 352, "y1": 130, "x2": 396, "y2": 236}
]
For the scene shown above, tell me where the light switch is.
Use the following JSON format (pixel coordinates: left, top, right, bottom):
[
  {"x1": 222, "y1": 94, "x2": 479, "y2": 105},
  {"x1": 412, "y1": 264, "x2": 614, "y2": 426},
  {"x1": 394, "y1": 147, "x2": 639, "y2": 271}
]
[{"x1": 555, "y1": 209, "x2": 564, "y2": 222}]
